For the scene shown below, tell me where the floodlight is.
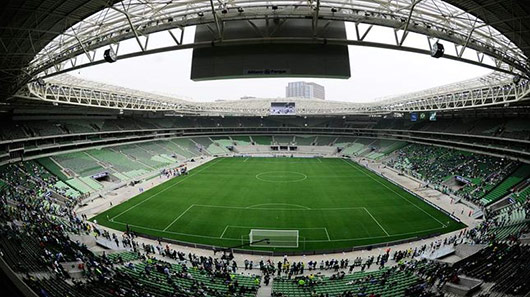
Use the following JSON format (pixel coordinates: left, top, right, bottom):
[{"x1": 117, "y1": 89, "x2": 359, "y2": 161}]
[
  {"x1": 430, "y1": 42, "x2": 444, "y2": 58},
  {"x1": 103, "y1": 48, "x2": 117, "y2": 63}
]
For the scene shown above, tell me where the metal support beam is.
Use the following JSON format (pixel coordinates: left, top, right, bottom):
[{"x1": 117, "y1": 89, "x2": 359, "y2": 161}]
[
  {"x1": 111, "y1": 5, "x2": 146, "y2": 52},
  {"x1": 398, "y1": 0, "x2": 421, "y2": 46},
  {"x1": 209, "y1": 0, "x2": 223, "y2": 40},
  {"x1": 458, "y1": 18, "x2": 479, "y2": 58},
  {"x1": 312, "y1": 0, "x2": 321, "y2": 37}
]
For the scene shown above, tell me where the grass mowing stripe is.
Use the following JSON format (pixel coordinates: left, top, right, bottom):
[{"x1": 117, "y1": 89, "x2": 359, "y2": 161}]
[
  {"x1": 110, "y1": 158, "x2": 223, "y2": 221},
  {"x1": 342, "y1": 158, "x2": 447, "y2": 228}
]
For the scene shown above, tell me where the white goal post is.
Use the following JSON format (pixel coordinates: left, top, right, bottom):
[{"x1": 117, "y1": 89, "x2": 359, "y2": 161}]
[{"x1": 249, "y1": 229, "x2": 299, "y2": 248}]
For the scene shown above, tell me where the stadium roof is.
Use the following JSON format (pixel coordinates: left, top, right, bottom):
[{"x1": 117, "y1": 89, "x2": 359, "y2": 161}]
[
  {"x1": 14, "y1": 71, "x2": 527, "y2": 115},
  {"x1": 443, "y1": 0, "x2": 530, "y2": 59},
  {"x1": 0, "y1": 0, "x2": 122, "y2": 99},
  {"x1": 1, "y1": 0, "x2": 530, "y2": 113}
]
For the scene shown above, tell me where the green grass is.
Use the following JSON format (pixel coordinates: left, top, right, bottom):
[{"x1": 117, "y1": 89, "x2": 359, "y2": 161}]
[{"x1": 93, "y1": 157, "x2": 464, "y2": 252}]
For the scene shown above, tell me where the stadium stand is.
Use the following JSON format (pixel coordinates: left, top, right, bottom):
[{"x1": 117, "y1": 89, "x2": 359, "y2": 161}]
[
  {"x1": 387, "y1": 143, "x2": 523, "y2": 205},
  {"x1": 452, "y1": 243, "x2": 530, "y2": 295},
  {"x1": 273, "y1": 136, "x2": 295, "y2": 145},
  {"x1": 272, "y1": 265, "x2": 420, "y2": 297},
  {"x1": 252, "y1": 136, "x2": 273, "y2": 145},
  {"x1": 294, "y1": 136, "x2": 316, "y2": 146},
  {"x1": 480, "y1": 164, "x2": 530, "y2": 205},
  {"x1": 51, "y1": 152, "x2": 106, "y2": 177},
  {"x1": 171, "y1": 138, "x2": 203, "y2": 156},
  {"x1": 232, "y1": 136, "x2": 252, "y2": 146},
  {"x1": 163, "y1": 140, "x2": 197, "y2": 159},
  {"x1": 314, "y1": 136, "x2": 336, "y2": 146},
  {"x1": 86, "y1": 148, "x2": 151, "y2": 179}
]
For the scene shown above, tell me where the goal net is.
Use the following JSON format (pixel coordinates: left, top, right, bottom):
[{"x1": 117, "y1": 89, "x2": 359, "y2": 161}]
[{"x1": 249, "y1": 229, "x2": 299, "y2": 248}]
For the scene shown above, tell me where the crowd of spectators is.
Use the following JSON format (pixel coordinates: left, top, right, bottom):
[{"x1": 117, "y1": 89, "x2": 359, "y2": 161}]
[{"x1": 386, "y1": 144, "x2": 520, "y2": 205}]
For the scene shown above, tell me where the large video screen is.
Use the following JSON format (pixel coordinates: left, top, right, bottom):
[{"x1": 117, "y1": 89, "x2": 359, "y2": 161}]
[
  {"x1": 270, "y1": 102, "x2": 296, "y2": 115},
  {"x1": 191, "y1": 19, "x2": 350, "y2": 80}
]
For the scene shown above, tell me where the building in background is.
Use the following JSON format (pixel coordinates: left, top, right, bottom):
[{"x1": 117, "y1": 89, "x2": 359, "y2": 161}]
[{"x1": 285, "y1": 82, "x2": 325, "y2": 99}]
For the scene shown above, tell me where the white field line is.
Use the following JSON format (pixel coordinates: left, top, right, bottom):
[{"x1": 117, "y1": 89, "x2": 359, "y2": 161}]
[
  {"x1": 193, "y1": 204, "x2": 365, "y2": 211},
  {"x1": 110, "y1": 158, "x2": 223, "y2": 221},
  {"x1": 363, "y1": 207, "x2": 390, "y2": 237},
  {"x1": 109, "y1": 219, "x2": 447, "y2": 243},
  {"x1": 341, "y1": 158, "x2": 447, "y2": 227},
  {"x1": 163, "y1": 204, "x2": 195, "y2": 231},
  {"x1": 226, "y1": 225, "x2": 330, "y2": 241},
  {"x1": 219, "y1": 225, "x2": 230, "y2": 238},
  {"x1": 246, "y1": 203, "x2": 311, "y2": 210},
  {"x1": 324, "y1": 228, "x2": 331, "y2": 241},
  {"x1": 111, "y1": 220, "x2": 231, "y2": 240},
  {"x1": 226, "y1": 225, "x2": 328, "y2": 230}
]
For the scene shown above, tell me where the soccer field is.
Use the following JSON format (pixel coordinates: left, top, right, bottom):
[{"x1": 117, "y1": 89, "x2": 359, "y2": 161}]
[{"x1": 93, "y1": 157, "x2": 465, "y2": 252}]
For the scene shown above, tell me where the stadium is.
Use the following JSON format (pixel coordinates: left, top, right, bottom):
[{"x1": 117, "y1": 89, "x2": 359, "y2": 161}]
[{"x1": 0, "y1": 0, "x2": 530, "y2": 296}]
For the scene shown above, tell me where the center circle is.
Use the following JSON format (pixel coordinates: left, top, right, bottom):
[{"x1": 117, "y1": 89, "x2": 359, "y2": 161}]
[{"x1": 255, "y1": 171, "x2": 307, "y2": 183}]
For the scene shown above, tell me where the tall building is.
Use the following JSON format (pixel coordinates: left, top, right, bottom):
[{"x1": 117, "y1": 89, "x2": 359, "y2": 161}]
[{"x1": 285, "y1": 82, "x2": 325, "y2": 100}]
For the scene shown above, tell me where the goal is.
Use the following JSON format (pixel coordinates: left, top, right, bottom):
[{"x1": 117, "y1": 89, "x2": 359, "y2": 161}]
[{"x1": 249, "y1": 229, "x2": 299, "y2": 248}]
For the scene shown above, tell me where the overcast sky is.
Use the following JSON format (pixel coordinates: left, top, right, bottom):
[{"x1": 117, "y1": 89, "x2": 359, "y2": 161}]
[{"x1": 73, "y1": 24, "x2": 491, "y2": 103}]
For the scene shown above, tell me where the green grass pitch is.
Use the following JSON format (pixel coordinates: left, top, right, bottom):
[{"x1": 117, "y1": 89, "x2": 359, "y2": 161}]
[{"x1": 93, "y1": 157, "x2": 465, "y2": 252}]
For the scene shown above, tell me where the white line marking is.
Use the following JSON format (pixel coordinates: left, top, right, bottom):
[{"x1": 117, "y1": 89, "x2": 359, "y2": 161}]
[
  {"x1": 111, "y1": 220, "x2": 232, "y2": 240},
  {"x1": 363, "y1": 207, "x2": 390, "y2": 237},
  {"x1": 163, "y1": 204, "x2": 195, "y2": 231},
  {"x1": 226, "y1": 225, "x2": 327, "y2": 230},
  {"x1": 341, "y1": 159, "x2": 447, "y2": 227},
  {"x1": 192, "y1": 204, "x2": 364, "y2": 211},
  {"x1": 317, "y1": 158, "x2": 322, "y2": 163},
  {"x1": 110, "y1": 158, "x2": 223, "y2": 221},
  {"x1": 304, "y1": 226, "x2": 447, "y2": 242},
  {"x1": 108, "y1": 219, "x2": 448, "y2": 243},
  {"x1": 243, "y1": 157, "x2": 249, "y2": 162},
  {"x1": 255, "y1": 171, "x2": 307, "y2": 183},
  {"x1": 324, "y1": 228, "x2": 331, "y2": 241},
  {"x1": 219, "y1": 225, "x2": 229, "y2": 238},
  {"x1": 246, "y1": 203, "x2": 311, "y2": 210}
]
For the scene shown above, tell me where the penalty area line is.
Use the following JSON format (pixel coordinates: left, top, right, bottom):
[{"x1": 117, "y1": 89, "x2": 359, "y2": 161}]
[
  {"x1": 104, "y1": 220, "x2": 450, "y2": 243},
  {"x1": 219, "y1": 225, "x2": 230, "y2": 239},
  {"x1": 109, "y1": 158, "x2": 223, "y2": 221},
  {"x1": 363, "y1": 208, "x2": 390, "y2": 237},
  {"x1": 324, "y1": 227, "x2": 331, "y2": 241},
  {"x1": 163, "y1": 204, "x2": 195, "y2": 231},
  {"x1": 341, "y1": 159, "x2": 447, "y2": 228}
]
